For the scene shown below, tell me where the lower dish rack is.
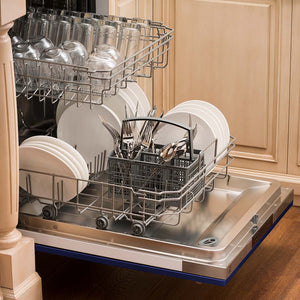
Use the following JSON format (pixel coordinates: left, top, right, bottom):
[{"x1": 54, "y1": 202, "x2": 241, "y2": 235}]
[{"x1": 19, "y1": 135, "x2": 235, "y2": 236}]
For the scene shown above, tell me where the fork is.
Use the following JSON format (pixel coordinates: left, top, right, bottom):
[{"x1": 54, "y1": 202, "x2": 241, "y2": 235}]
[{"x1": 98, "y1": 114, "x2": 123, "y2": 158}]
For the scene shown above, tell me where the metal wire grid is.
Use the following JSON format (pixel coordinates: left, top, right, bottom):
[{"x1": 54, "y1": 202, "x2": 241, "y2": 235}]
[
  {"x1": 19, "y1": 137, "x2": 236, "y2": 231},
  {"x1": 14, "y1": 20, "x2": 173, "y2": 105}
]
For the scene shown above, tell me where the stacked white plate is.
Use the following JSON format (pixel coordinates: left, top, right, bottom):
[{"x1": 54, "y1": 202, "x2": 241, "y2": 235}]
[
  {"x1": 154, "y1": 100, "x2": 230, "y2": 169},
  {"x1": 56, "y1": 83, "x2": 151, "y2": 124},
  {"x1": 19, "y1": 135, "x2": 89, "y2": 202},
  {"x1": 56, "y1": 82, "x2": 151, "y2": 166}
]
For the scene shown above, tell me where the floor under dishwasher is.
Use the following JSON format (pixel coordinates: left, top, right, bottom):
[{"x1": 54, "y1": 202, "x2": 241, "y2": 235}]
[{"x1": 18, "y1": 174, "x2": 293, "y2": 285}]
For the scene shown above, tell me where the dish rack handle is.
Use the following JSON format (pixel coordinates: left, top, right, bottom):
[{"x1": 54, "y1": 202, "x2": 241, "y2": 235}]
[{"x1": 120, "y1": 117, "x2": 195, "y2": 160}]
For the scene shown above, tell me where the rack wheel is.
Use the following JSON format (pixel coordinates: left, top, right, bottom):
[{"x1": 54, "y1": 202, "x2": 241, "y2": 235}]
[
  {"x1": 131, "y1": 222, "x2": 146, "y2": 236},
  {"x1": 42, "y1": 205, "x2": 56, "y2": 220},
  {"x1": 96, "y1": 215, "x2": 109, "y2": 230}
]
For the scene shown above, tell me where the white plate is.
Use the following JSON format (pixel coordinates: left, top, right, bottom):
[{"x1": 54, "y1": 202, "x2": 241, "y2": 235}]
[
  {"x1": 56, "y1": 90, "x2": 142, "y2": 131},
  {"x1": 177, "y1": 100, "x2": 230, "y2": 149},
  {"x1": 23, "y1": 139, "x2": 88, "y2": 191},
  {"x1": 154, "y1": 110, "x2": 217, "y2": 166},
  {"x1": 56, "y1": 92, "x2": 76, "y2": 124},
  {"x1": 127, "y1": 82, "x2": 151, "y2": 114},
  {"x1": 170, "y1": 103, "x2": 226, "y2": 153},
  {"x1": 22, "y1": 142, "x2": 82, "y2": 190},
  {"x1": 56, "y1": 93, "x2": 133, "y2": 125},
  {"x1": 123, "y1": 84, "x2": 147, "y2": 117},
  {"x1": 57, "y1": 104, "x2": 122, "y2": 167},
  {"x1": 19, "y1": 144, "x2": 79, "y2": 201},
  {"x1": 22, "y1": 135, "x2": 89, "y2": 185}
]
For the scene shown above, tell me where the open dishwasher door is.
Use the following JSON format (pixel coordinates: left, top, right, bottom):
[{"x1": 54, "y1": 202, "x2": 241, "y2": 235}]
[
  {"x1": 18, "y1": 175, "x2": 293, "y2": 286},
  {"x1": 14, "y1": 4, "x2": 292, "y2": 286}
]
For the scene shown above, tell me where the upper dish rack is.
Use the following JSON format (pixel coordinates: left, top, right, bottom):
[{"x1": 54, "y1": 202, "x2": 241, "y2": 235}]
[{"x1": 13, "y1": 8, "x2": 173, "y2": 104}]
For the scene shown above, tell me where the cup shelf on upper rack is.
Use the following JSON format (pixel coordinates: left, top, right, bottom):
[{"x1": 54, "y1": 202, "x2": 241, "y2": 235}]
[{"x1": 11, "y1": 7, "x2": 174, "y2": 105}]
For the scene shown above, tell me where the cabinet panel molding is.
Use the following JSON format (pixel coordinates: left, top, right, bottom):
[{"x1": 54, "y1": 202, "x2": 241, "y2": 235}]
[
  {"x1": 156, "y1": 0, "x2": 291, "y2": 173},
  {"x1": 288, "y1": 0, "x2": 300, "y2": 175}
]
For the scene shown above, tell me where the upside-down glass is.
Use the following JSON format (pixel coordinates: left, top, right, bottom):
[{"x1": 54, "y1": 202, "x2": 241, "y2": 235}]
[
  {"x1": 131, "y1": 21, "x2": 151, "y2": 76},
  {"x1": 71, "y1": 22, "x2": 94, "y2": 53},
  {"x1": 83, "y1": 52, "x2": 118, "y2": 98},
  {"x1": 59, "y1": 40, "x2": 88, "y2": 66},
  {"x1": 33, "y1": 16, "x2": 49, "y2": 38},
  {"x1": 13, "y1": 42, "x2": 40, "y2": 92},
  {"x1": 95, "y1": 44, "x2": 122, "y2": 63},
  {"x1": 95, "y1": 44, "x2": 123, "y2": 89},
  {"x1": 56, "y1": 20, "x2": 71, "y2": 46},
  {"x1": 11, "y1": 35, "x2": 23, "y2": 46},
  {"x1": 48, "y1": 17, "x2": 59, "y2": 45},
  {"x1": 30, "y1": 37, "x2": 54, "y2": 54},
  {"x1": 117, "y1": 26, "x2": 140, "y2": 78},
  {"x1": 21, "y1": 13, "x2": 35, "y2": 40},
  {"x1": 40, "y1": 47, "x2": 73, "y2": 92},
  {"x1": 94, "y1": 23, "x2": 117, "y2": 48}
]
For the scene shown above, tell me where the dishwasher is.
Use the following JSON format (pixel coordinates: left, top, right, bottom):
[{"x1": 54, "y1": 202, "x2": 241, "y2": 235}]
[{"x1": 14, "y1": 0, "x2": 293, "y2": 286}]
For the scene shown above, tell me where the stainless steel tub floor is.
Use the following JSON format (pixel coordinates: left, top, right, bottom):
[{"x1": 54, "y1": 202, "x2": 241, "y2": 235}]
[{"x1": 19, "y1": 175, "x2": 292, "y2": 280}]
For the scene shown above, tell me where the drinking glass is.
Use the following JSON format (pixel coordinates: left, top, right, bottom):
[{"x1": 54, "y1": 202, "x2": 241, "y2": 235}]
[
  {"x1": 95, "y1": 44, "x2": 121, "y2": 63},
  {"x1": 79, "y1": 23, "x2": 94, "y2": 53},
  {"x1": 131, "y1": 21, "x2": 151, "y2": 76},
  {"x1": 117, "y1": 26, "x2": 140, "y2": 78},
  {"x1": 71, "y1": 22, "x2": 94, "y2": 53},
  {"x1": 33, "y1": 16, "x2": 49, "y2": 38},
  {"x1": 117, "y1": 26, "x2": 140, "y2": 58},
  {"x1": 59, "y1": 40, "x2": 88, "y2": 66},
  {"x1": 21, "y1": 13, "x2": 35, "y2": 40},
  {"x1": 48, "y1": 18, "x2": 59, "y2": 45},
  {"x1": 11, "y1": 36, "x2": 24, "y2": 46},
  {"x1": 56, "y1": 20, "x2": 71, "y2": 46},
  {"x1": 94, "y1": 23, "x2": 117, "y2": 48},
  {"x1": 13, "y1": 42, "x2": 40, "y2": 92},
  {"x1": 40, "y1": 47, "x2": 73, "y2": 91},
  {"x1": 30, "y1": 37, "x2": 54, "y2": 54},
  {"x1": 83, "y1": 52, "x2": 118, "y2": 97}
]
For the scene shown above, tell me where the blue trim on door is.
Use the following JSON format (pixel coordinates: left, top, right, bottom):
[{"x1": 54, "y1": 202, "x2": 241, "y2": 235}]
[{"x1": 35, "y1": 200, "x2": 293, "y2": 286}]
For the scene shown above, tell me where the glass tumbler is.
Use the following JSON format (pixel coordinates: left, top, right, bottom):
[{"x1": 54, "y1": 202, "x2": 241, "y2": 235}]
[
  {"x1": 84, "y1": 52, "x2": 118, "y2": 97},
  {"x1": 13, "y1": 42, "x2": 40, "y2": 92},
  {"x1": 71, "y1": 22, "x2": 94, "y2": 54},
  {"x1": 94, "y1": 24, "x2": 117, "y2": 48},
  {"x1": 40, "y1": 47, "x2": 73, "y2": 92},
  {"x1": 56, "y1": 20, "x2": 71, "y2": 46},
  {"x1": 33, "y1": 16, "x2": 49, "y2": 38},
  {"x1": 30, "y1": 37, "x2": 54, "y2": 54},
  {"x1": 131, "y1": 21, "x2": 151, "y2": 76},
  {"x1": 117, "y1": 26, "x2": 140, "y2": 77},
  {"x1": 95, "y1": 44, "x2": 121, "y2": 63},
  {"x1": 59, "y1": 40, "x2": 88, "y2": 66},
  {"x1": 11, "y1": 36, "x2": 24, "y2": 46},
  {"x1": 48, "y1": 18, "x2": 59, "y2": 45}
]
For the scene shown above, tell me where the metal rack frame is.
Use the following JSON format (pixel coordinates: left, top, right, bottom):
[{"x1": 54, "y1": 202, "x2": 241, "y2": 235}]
[
  {"x1": 19, "y1": 136, "x2": 235, "y2": 236},
  {"x1": 14, "y1": 11, "x2": 173, "y2": 105}
]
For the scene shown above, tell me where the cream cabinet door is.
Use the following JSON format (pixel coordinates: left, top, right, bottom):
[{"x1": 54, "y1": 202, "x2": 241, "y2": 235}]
[
  {"x1": 109, "y1": 0, "x2": 153, "y2": 104},
  {"x1": 288, "y1": 0, "x2": 300, "y2": 176},
  {"x1": 156, "y1": 0, "x2": 292, "y2": 173}
]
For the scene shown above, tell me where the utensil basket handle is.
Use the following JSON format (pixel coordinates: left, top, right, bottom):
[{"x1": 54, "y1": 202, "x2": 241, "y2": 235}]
[{"x1": 120, "y1": 117, "x2": 195, "y2": 160}]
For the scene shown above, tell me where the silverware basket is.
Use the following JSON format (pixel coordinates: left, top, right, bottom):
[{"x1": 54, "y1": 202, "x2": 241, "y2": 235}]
[{"x1": 108, "y1": 118, "x2": 204, "y2": 204}]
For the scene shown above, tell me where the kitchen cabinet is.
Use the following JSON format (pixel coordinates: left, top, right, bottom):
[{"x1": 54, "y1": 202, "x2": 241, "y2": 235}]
[
  {"x1": 140, "y1": 0, "x2": 300, "y2": 205},
  {"x1": 288, "y1": 2, "x2": 300, "y2": 186}
]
